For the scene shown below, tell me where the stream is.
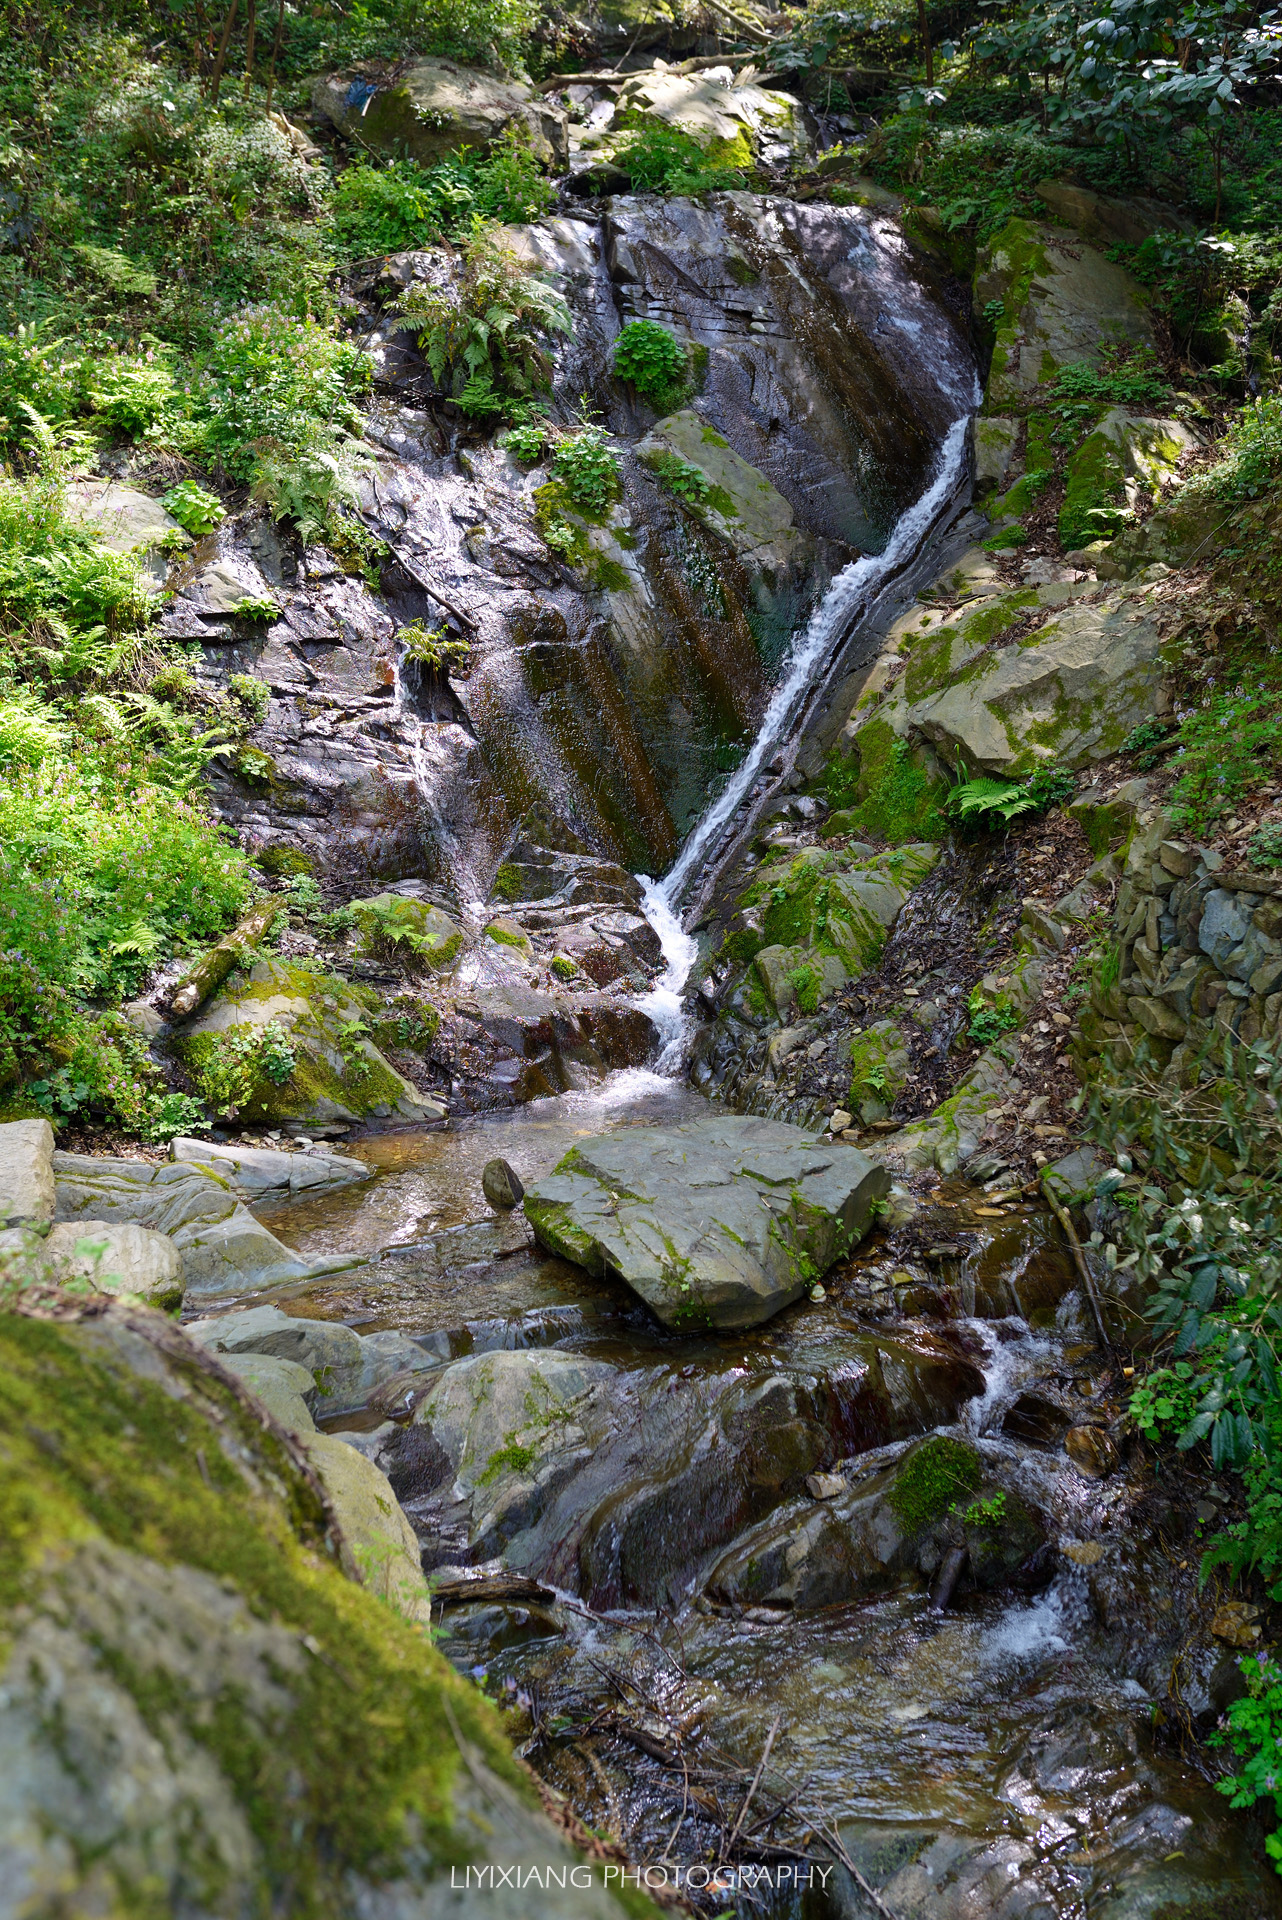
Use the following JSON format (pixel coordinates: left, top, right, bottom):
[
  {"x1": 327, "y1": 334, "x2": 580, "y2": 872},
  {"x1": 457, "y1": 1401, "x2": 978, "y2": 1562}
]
[{"x1": 235, "y1": 428, "x2": 1281, "y2": 1918}]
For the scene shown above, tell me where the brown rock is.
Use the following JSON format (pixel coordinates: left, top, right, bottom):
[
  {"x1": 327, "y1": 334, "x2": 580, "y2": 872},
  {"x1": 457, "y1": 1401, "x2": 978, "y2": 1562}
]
[
  {"x1": 482, "y1": 1159, "x2": 525, "y2": 1210},
  {"x1": 1065, "y1": 1424, "x2": 1119, "y2": 1479},
  {"x1": 1211, "y1": 1601, "x2": 1262, "y2": 1647}
]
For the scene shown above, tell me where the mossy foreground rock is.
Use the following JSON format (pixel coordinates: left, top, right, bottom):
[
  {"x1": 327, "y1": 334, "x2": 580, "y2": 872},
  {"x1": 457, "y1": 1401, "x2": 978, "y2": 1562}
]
[
  {"x1": 0, "y1": 1300, "x2": 643, "y2": 1918},
  {"x1": 523, "y1": 1114, "x2": 889, "y2": 1328},
  {"x1": 312, "y1": 58, "x2": 569, "y2": 166}
]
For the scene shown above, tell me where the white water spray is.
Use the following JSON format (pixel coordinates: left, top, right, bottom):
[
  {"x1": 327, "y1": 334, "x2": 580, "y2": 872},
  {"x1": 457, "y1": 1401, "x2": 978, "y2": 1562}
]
[{"x1": 631, "y1": 414, "x2": 972, "y2": 1062}]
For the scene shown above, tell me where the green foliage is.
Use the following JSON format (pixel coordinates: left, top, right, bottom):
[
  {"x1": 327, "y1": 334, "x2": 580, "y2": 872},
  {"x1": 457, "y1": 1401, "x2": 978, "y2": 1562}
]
[
  {"x1": 1165, "y1": 674, "x2": 1282, "y2": 834},
  {"x1": 1204, "y1": 395, "x2": 1282, "y2": 502},
  {"x1": 394, "y1": 224, "x2": 569, "y2": 418},
  {"x1": 500, "y1": 419, "x2": 548, "y2": 463},
  {"x1": 230, "y1": 595, "x2": 279, "y2": 624},
  {"x1": 550, "y1": 954, "x2": 578, "y2": 981},
  {"x1": 1250, "y1": 823, "x2": 1282, "y2": 869},
  {"x1": 161, "y1": 480, "x2": 224, "y2": 537},
  {"x1": 967, "y1": 989, "x2": 1021, "y2": 1046},
  {"x1": 192, "y1": 1019, "x2": 297, "y2": 1118},
  {"x1": 611, "y1": 320, "x2": 688, "y2": 406},
  {"x1": 1212, "y1": 1650, "x2": 1282, "y2": 1871},
  {"x1": 1045, "y1": 352, "x2": 1172, "y2": 443},
  {"x1": 962, "y1": 1492, "x2": 1008, "y2": 1527},
  {"x1": 614, "y1": 119, "x2": 748, "y2": 196},
  {"x1": 229, "y1": 674, "x2": 270, "y2": 725},
  {"x1": 332, "y1": 136, "x2": 553, "y2": 259},
  {"x1": 195, "y1": 304, "x2": 371, "y2": 485},
  {"x1": 887, "y1": 1436, "x2": 983, "y2": 1533},
  {"x1": 549, "y1": 427, "x2": 621, "y2": 515},
  {"x1": 1128, "y1": 1359, "x2": 1205, "y2": 1436},
  {"x1": 826, "y1": 729, "x2": 948, "y2": 844},
  {"x1": 981, "y1": 524, "x2": 1028, "y2": 552},
  {"x1": 946, "y1": 765, "x2": 1075, "y2": 830},
  {"x1": 1122, "y1": 716, "x2": 1177, "y2": 768},
  {"x1": 648, "y1": 451, "x2": 711, "y2": 503},
  {"x1": 398, "y1": 621, "x2": 470, "y2": 675}
]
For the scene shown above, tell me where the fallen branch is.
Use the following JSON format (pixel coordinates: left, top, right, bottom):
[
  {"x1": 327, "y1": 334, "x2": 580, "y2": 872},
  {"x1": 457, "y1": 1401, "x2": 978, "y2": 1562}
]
[
  {"x1": 537, "y1": 48, "x2": 770, "y2": 93},
  {"x1": 384, "y1": 547, "x2": 478, "y2": 634},
  {"x1": 1041, "y1": 1171, "x2": 1114, "y2": 1356},
  {"x1": 169, "y1": 899, "x2": 280, "y2": 1019},
  {"x1": 820, "y1": 1821, "x2": 903, "y2": 1920},
  {"x1": 724, "y1": 1714, "x2": 780, "y2": 1855}
]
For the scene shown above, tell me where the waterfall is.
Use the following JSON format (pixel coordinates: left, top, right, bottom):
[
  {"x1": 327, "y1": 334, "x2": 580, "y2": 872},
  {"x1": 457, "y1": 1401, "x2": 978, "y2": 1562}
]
[{"x1": 631, "y1": 413, "x2": 973, "y2": 1065}]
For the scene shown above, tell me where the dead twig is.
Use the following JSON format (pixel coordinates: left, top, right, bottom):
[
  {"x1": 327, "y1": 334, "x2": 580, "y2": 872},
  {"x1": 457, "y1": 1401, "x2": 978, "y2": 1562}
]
[{"x1": 724, "y1": 1714, "x2": 780, "y2": 1857}]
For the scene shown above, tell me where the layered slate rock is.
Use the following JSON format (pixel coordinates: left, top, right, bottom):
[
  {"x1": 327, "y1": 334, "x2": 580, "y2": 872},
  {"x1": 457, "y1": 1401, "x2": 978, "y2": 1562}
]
[{"x1": 523, "y1": 1114, "x2": 890, "y2": 1328}]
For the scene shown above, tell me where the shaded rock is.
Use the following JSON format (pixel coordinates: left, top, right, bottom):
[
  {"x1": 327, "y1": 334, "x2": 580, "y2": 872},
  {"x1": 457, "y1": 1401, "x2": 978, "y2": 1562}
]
[
  {"x1": 482, "y1": 1158, "x2": 524, "y2": 1210},
  {"x1": 524, "y1": 1114, "x2": 889, "y2": 1329},
  {"x1": 976, "y1": 218, "x2": 1154, "y2": 409},
  {"x1": 637, "y1": 408, "x2": 811, "y2": 571},
  {"x1": 1035, "y1": 179, "x2": 1192, "y2": 250},
  {"x1": 1065, "y1": 1424, "x2": 1120, "y2": 1479},
  {"x1": 52, "y1": 1153, "x2": 343, "y2": 1297},
  {"x1": 41, "y1": 1219, "x2": 183, "y2": 1310},
  {"x1": 302, "y1": 1430, "x2": 432, "y2": 1623},
  {"x1": 973, "y1": 415, "x2": 1019, "y2": 492},
  {"x1": 0, "y1": 1117, "x2": 55, "y2": 1225},
  {"x1": 63, "y1": 480, "x2": 187, "y2": 590},
  {"x1": 312, "y1": 59, "x2": 569, "y2": 168},
  {"x1": 171, "y1": 1135, "x2": 370, "y2": 1202},
  {"x1": 217, "y1": 1350, "x2": 319, "y2": 1431}
]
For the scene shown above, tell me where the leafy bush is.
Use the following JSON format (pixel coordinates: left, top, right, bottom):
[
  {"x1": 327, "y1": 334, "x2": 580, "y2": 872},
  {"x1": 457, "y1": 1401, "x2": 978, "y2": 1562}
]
[
  {"x1": 615, "y1": 120, "x2": 748, "y2": 196},
  {"x1": 84, "y1": 348, "x2": 176, "y2": 438},
  {"x1": 500, "y1": 418, "x2": 548, "y2": 463},
  {"x1": 967, "y1": 990, "x2": 1020, "y2": 1046},
  {"x1": 162, "y1": 479, "x2": 225, "y2": 537},
  {"x1": 1249, "y1": 823, "x2": 1282, "y2": 869},
  {"x1": 945, "y1": 764, "x2": 1075, "y2": 829},
  {"x1": 399, "y1": 620, "x2": 470, "y2": 675},
  {"x1": 648, "y1": 451, "x2": 711, "y2": 503},
  {"x1": 0, "y1": 326, "x2": 84, "y2": 445},
  {"x1": 195, "y1": 305, "x2": 372, "y2": 485},
  {"x1": 333, "y1": 137, "x2": 552, "y2": 258},
  {"x1": 192, "y1": 1019, "x2": 297, "y2": 1118},
  {"x1": 394, "y1": 224, "x2": 569, "y2": 418},
  {"x1": 1165, "y1": 676, "x2": 1282, "y2": 834},
  {"x1": 549, "y1": 427, "x2": 621, "y2": 514},
  {"x1": 612, "y1": 320, "x2": 688, "y2": 405}
]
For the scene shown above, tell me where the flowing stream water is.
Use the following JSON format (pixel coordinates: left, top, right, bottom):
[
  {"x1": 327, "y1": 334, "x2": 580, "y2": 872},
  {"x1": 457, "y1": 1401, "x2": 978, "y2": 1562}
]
[{"x1": 246, "y1": 418, "x2": 1276, "y2": 1916}]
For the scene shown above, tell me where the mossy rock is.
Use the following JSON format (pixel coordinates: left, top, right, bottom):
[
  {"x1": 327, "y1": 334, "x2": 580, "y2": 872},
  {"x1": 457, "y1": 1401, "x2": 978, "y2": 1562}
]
[
  {"x1": 636, "y1": 409, "x2": 808, "y2": 576},
  {"x1": 822, "y1": 718, "x2": 949, "y2": 843},
  {"x1": 886, "y1": 1434, "x2": 983, "y2": 1534},
  {"x1": 351, "y1": 894, "x2": 465, "y2": 974},
  {"x1": 0, "y1": 1303, "x2": 647, "y2": 1914},
  {"x1": 847, "y1": 1018, "x2": 911, "y2": 1124},
  {"x1": 176, "y1": 957, "x2": 439, "y2": 1126}
]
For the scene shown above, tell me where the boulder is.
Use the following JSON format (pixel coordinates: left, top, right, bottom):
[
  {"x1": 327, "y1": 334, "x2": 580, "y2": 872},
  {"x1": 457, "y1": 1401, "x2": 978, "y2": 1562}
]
[
  {"x1": 51, "y1": 1153, "x2": 346, "y2": 1297},
  {"x1": 63, "y1": 481, "x2": 188, "y2": 590},
  {"x1": 523, "y1": 1114, "x2": 890, "y2": 1328},
  {"x1": 0, "y1": 1117, "x2": 55, "y2": 1225},
  {"x1": 866, "y1": 582, "x2": 1164, "y2": 775},
  {"x1": 482, "y1": 1158, "x2": 524, "y2": 1209},
  {"x1": 1034, "y1": 179, "x2": 1192, "y2": 250},
  {"x1": 171, "y1": 1135, "x2": 370, "y2": 1201},
  {"x1": 973, "y1": 415, "x2": 1019, "y2": 492},
  {"x1": 174, "y1": 956, "x2": 445, "y2": 1128},
  {"x1": 41, "y1": 1219, "x2": 183, "y2": 1310},
  {"x1": 350, "y1": 893, "x2": 465, "y2": 972},
  {"x1": 975, "y1": 218, "x2": 1154, "y2": 410},
  {"x1": 186, "y1": 1305, "x2": 440, "y2": 1413},
  {"x1": 1059, "y1": 409, "x2": 1201, "y2": 549},
  {"x1": 489, "y1": 841, "x2": 644, "y2": 909},
  {"x1": 0, "y1": 1301, "x2": 631, "y2": 1915},
  {"x1": 613, "y1": 68, "x2": 812, "y2": 165},
  {"x1": 637, "y1": 409, "x2": 809, "y2": 572},
  {"x1": 217, "y1": 1350, "x2": 319, "y2": 1431},
  {"x1": 312, "y1": 59, "x2": 569, "y2": 168}
]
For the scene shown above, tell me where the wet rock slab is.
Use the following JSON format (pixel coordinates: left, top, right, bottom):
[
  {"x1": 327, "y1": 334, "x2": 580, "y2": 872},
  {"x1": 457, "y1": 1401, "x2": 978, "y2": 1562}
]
[{"x1": 523, "y1": 1114, "x2": 890, "y2": 1328}]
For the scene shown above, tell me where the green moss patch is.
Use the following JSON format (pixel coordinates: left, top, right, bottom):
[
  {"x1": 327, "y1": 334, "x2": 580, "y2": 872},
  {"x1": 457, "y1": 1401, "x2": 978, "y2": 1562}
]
[
  {"x1": 887, "y1": 1436, "x2": 983, "y2": 1534},
  {"x1": 823, "y1": 721, "x2": 948, "y2": 844}
]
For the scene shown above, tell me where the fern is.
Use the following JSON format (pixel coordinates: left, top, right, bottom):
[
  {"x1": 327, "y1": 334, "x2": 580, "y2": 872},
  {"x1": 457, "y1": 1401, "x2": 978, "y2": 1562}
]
[{"x1": 0, "y1": 688, "x2": 68, "y2": 766}]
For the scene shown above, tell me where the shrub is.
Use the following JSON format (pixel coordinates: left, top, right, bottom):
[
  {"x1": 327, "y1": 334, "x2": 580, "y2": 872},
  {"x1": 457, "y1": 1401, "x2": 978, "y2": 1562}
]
[
  {"x1": 648, "y1": 451, "x2": 710, "y2": 503},
  {"x1": 612, "y1": 320, "x2": 688, "y2": 405},
  {"x1": 1166, "y1": 676, "x2": 1282, "y2": 835},
  {"x1": 615, "y1": 120, "x2": 747, "y2": 196},
  {"x1": 394, "y1": 223, "x2": 569, "y2": 418},
  {"x1": 195, "y1": 306, "x2": 372, "y2": 484},
  {"x1": 398, "y1": 620, "x2": 470, "y2": 675},
  {"x1": 333, "y1": 136, "x2": 552, "y2": 259},
  {"x1": 549, "y1": 427, "x2": 621, "y2": 515},
  {"x1": 84, "y1": 349, "x2": 176, "y2": 438},
  {"x1": 192, "y1": 1020, "x2": 297, "y2": 1118},
  {"x1": 967, "y1": 990, "x2": 1020, "y2": 1047},
  {"x1": 228, "y1": 673, "x2": 270, "y2": 724},
  {"x1": 500, "y1": 418, "x2": 548, "y2": 463},
  {"x1": 162, "y1": 479, "x2": 225, "y2": 537}
]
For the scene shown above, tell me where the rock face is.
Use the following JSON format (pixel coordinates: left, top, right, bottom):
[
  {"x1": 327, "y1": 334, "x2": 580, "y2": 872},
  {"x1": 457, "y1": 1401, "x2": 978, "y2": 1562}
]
[
  {"x1": 0, "y1": 1118, "x2": 55, "y2": 1225},
  {"x1": 0, "y1": 1300, "x2": 633, "y2": 1917},
  {"x1": 171, "y1": 1134, "x2": 370, "y2": 1201},
  {"x1": 312, "y1": 59, "x2": 569, "y2": 167},
  {"x1": 523, "y1": 1114, "x2": 890, "y2": 1328},
  {"x1": 62, "y1": 480, "x2": 188, "y2": 590},
  {"x1": 186, "y1": 1304, "x2": 440, "y2": 1414},
  {"x1": 612, "y1": 69, "x2": 813, "y2": 165}
]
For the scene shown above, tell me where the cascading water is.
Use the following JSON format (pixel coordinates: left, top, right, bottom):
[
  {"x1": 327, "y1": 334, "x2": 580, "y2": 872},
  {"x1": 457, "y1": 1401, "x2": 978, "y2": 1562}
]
[{"x1": 630, "y1": 411, "x2": 974, "y2": 1063}]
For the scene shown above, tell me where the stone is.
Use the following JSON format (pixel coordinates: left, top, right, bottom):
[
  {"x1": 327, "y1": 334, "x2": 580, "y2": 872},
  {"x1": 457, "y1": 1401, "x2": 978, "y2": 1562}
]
[
  {"x1": 975, "y1": 218, "x2": 1154, "y2": 410},
  {"x1": 51, "y1": 1153, "x2": 344, "y2": 1297},
  {"x1": 0, "y1": 1117, "x2": 55, "y2": 1225},
  {"x1": 175, "y1": 553, "x2": 276, "y2": 615},
  {"x1": 1065, "y1": 1424, "x2": 1120, "y2": 1479},
  {"x1": 350, "y1": 893, "x2": 465, "y2": 973},
  {"x1": 1060, "y1": 410, "x2": 1201, "y2": 548},
  {"x1": 312, "y1": 59, "x2": 569, "y2": 168},
  {"x1": 174, "y1": 956, "x2": 443, "y2": 1128},
  {"x1": 1043, "y1": 1147, "x2": 1108, "y2": 1206},
  {"x1": 63, "y1": 480, "x2": 188, "y2": 590},
  {"x1": 612, "y1": 68, "x2": 812, "y2": 164},
  {"x1": 482, "y1": 1158, "x2": 524, "y2": 1209},
  {"x1": 637, "y1": 410, "x2": 808, "y2": 571},
  {"x1": 0, "y1": 1302, "x2": 629, "y2": 1914},
  {"x1": 1210, "y1": 1600, "x2": 1262, "y2": 1647},
  {"x1": 216, "y1": 1350, "x2": 319, "y2": 1432},
  {"x1": 523, "y1": 1114, "x2": 890, "y2": 1329},
  {"x1": 170, "y1": 1135, "x2": 369, "y2": 1201},
  {"x1": 973, "y1": 416, "x2": 1019, "y2": 492},
  {"x1": 830, "y1": 1109, "x2": 854, "y2": 1134},
  {"x1": 1034, "y1": 179, "x2": 1192, "y2": 250},
  {"x1": 186, "y1": 1306, "x2": 439, "y2": 1414},
  {"x1": 41, "y1": 1219, "x2": 183, "y2": 1310},
  {"x1": 806, "y1": 1472, "x2": 848, "y2": 1500}
]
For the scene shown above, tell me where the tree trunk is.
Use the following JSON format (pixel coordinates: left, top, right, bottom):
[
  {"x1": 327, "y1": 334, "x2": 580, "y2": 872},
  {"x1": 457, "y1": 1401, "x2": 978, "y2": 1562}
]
[
  {"x1": 917, "y1": 0, "x2": 934, "y2": 85},
  {"x1": 208, "y1": 0, "x2": 240, "y2": 107},
  {"x1": 169, "y1": 900, "x2": 281, "y2": 1020},
  {"x1": 243, "y1": 0, "x2": 257, "y2": 93},
  {"x1": 265, "y1": 0, "x2": 286, "y2": 113}
]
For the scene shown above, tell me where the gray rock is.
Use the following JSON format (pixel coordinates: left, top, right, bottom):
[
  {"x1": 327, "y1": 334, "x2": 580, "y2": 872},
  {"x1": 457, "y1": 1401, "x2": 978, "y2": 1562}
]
[
  {"x1": 216, "y1": 1351, "x2": 319, "y2": 1432},
  {"x1": 41, "y1": 1220, "x2": 183, "y2": 1310},
  {"x1": 62, "y1": 480, "x2": 187, "y2": 590},
  {"x1": 0, "y1": 1118, "x2": 55, "y2": 1225},
  {"x1": 523, "y1": 1114, "x2": 890, "y2": 1328},
  {"x1": 52, "y1": 1154, "x2": 347, "y2": 1296},
  {"x1": 311, "y1": 58, "x2": 569, "y2": 167},
  {"x1": 170, "y1": 1136, "x2": 369, "y2": 1202},
  {"x1": 482, "y1": 1158, "x2": 525, "y2": 1209},
  {"x1": 186, "y1": 1306, "x2": 439, "y2": 1414}
]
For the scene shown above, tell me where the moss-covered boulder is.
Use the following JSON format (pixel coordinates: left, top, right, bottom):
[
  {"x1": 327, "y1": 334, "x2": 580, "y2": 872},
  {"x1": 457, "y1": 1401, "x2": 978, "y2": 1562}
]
[
  {"x1": 0, "y1": 1300, "x2": 645, "y2": 1917},
  {"x1": 351, "y1": 893, "x2": 465, "y2": 973},
  {"x1": 613, "y1": 69, "x2": 812, "y2": 164},
  {"x1": 975, "y1": 218, "x2": 1153, "y2": 410},
  {"x1": 312, "y1": 58, "x2": 569, "y2": 166},
  {"x1": 637, "y1": 409, "x2": 810, "y2": 573},
  {"x1": 176, "y1": 957, "x2": 444, "y2": 1128},
  {"x1": 847, "y1": 1019, "x2": 912, "y2": 1125},
  {"x1": 1059, "y1": 409, "x2": 1201, "y2": 550},
  {"x1": 852, "y1": 580, "x2": 1165, "y2": 776}
]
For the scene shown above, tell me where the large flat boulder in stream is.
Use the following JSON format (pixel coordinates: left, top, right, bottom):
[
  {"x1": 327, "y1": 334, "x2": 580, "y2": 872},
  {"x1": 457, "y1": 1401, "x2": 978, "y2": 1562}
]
[{"x1": 523, "y1": 1114, "x2": 889, "y2": 1329}]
